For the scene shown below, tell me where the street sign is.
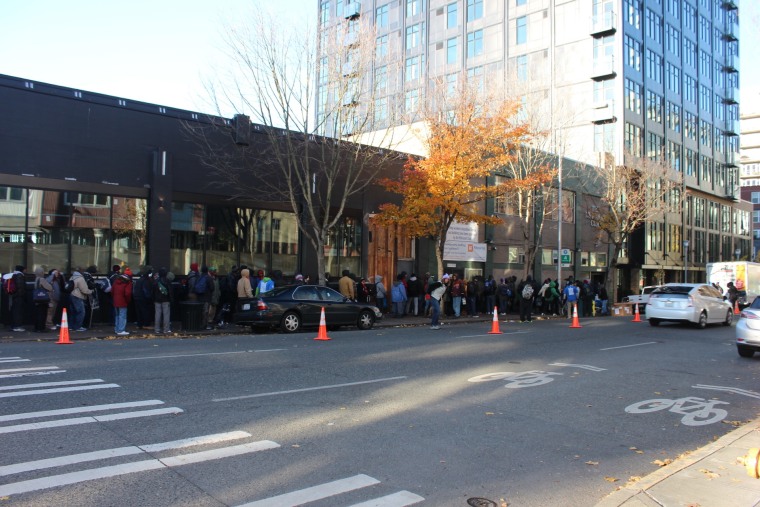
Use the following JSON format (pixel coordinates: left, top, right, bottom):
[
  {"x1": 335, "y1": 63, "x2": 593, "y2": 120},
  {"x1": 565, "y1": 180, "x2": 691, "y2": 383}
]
[{"x1": 560, "y1": 248, "x2": 571, "y2": 265}]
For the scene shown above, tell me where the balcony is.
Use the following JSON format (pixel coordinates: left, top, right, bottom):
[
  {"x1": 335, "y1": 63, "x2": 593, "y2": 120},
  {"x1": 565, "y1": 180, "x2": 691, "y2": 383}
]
[
  {"x1": 343, "y1": 2, "x2": 361, "y2": 19},
  {"x1": 724, "y1": 119, "x2": 738, "y2": 137},
  {"x1": 723, "y1": 86, "x2": 738, "y2": 104},
  {"x1": 591, "y1": 56, "x2": 616, "y2": 80},
  {"x1": 722, "y1": 0, "x2": 738, "y2": 10},
  {"x1": 722, "y1": 19, "x2": 738, "y2": 41},
  {"x1": 590, "y1": 10, "x2": 616, "y2": 36},
  {"x1": 343, "y1": 31, "x2": 359, "y2": 47},
  {"x1": 723, "y1": 53, "x2": 738, "y2": 73},
  {"x1": 342, "y1": 61, "x2": 358, "y2": 77},
  {"x1": 590, "y1": 101, "x2": 616, "y2": 123},
  {"x1": 726, "y1": 150, "x2": 738, "y2": 167}
]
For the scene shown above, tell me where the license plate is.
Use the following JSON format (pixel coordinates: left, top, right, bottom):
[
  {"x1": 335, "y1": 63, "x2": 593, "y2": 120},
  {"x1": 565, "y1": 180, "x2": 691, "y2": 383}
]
[{"x1": 665, "y1": 301, "x2": 673, "y2": 307}]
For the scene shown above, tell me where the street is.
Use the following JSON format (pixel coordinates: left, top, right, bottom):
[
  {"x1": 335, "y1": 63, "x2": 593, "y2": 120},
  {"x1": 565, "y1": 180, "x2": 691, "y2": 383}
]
[{"x1": 1, "y1": 317, "x2": 758, "y2": 506}]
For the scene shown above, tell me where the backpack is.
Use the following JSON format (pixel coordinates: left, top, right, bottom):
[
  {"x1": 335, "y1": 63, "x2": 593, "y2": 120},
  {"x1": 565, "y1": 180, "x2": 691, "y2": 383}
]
[
  {"x1": 522, "y1": 283, "x2": 534, "y2": 300},
  {"x1": 3, "y1": 275, "x2": 17, "y2": 295},
  {"x1": 64, "y1": 279, "x2": 75, "y2": 293},
  {"x1": 499, "y1": 285, "x2": 510, "y2": 297},
  {"x1": 193, "y1": 274, "x2": 209, "y2": 294}
]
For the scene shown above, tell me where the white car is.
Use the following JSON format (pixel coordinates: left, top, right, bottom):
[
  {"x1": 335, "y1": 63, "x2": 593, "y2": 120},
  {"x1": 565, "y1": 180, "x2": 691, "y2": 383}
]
[
  {"x1": 736, "y1": 297, "x2": 760, "y2": 358},
  {"x1": 646, "y1": 283, "x2": 733, "y2": 329},
  {"x1": 624, "y1": 285, "x2": 661, "y2": 312}
]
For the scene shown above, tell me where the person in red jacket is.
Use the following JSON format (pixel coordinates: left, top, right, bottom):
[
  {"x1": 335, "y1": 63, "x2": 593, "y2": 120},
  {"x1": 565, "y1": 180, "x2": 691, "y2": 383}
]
[{"x1": 112, "y1": 268, "x2": 133, "y2": 336}]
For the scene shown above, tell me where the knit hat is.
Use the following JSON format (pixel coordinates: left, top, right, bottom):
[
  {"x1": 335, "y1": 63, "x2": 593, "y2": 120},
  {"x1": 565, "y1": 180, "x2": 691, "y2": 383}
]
[
  {"x1": 124, "y1": 268, "x2": 133, "y2": 276},
  {"x1": 295, "y1": 274, "x2": 303, "y2": 281},
  {"x1": 15, "y1": 265, "x2": 25, "y2": 272},
  {"x1": 190, "y1": 262, "x2": 199, "y2": 272},
  {"x1": 442, "y1": 274, "x2": 450, "y2": 280}
]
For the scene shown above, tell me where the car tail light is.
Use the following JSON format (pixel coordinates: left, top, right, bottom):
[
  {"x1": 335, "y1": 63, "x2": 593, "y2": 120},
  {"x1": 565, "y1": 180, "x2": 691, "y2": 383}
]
[
  {"x1": 740, "y1": 311, "x2": 759, "y2": 319},
  {"x1": 257, "y1": 300, "x2": 268, "y2": 311},
  {"x1": 687, "y1": 296, "x2": 694, "y2": 307}
]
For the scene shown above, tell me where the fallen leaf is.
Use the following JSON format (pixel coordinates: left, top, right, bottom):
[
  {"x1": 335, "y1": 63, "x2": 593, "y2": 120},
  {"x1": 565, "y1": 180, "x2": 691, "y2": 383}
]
[
  {"x1": 604, "y1": 477, "x2": 619, "y2": 482},
  {"x1": 652, "y1": 459, "x2": 672, "y2": 467},
  {"x1": 485, "y1": 412, "x2": 495, "y2": 415},
  {"x1": 722, "y1": 420, "x2": 743, "y2": 427},
  {"x1": 291, "y1": 444, "x2": 300, "y2": 448},
  {"x1": 585, "y1": 461, "x2": 599, "y2": 466},
  {"x1": 699, "y1": 468, "x2": 720, "y2": 479}
]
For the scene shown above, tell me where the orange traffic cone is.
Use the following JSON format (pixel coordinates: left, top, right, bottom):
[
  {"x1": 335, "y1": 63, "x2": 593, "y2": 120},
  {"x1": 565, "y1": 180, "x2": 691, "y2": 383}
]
[
  {"x1": 632, "y1": 303, "x2": 642, "y2": 322},
  {"x1": 314, "y1": 307, "x2": 331, "y2": 341},
  {"x1": 488, "y1": 306, "x2": 502, "y2": 334},
  {"x1": 56, "y1": 308, "x2": 72, "y2": 345},
  {"x1": 734, "y1": 300, "x2": 741, "y2": 315},
  {"x1": 569, "y1": 304, "x2": 582, "y2": 328}
]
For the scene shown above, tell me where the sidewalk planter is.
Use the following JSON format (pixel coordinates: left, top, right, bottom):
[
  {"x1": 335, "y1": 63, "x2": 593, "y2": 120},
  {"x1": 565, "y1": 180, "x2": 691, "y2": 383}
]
[{"x1": 179, "y1": 301, "x2": 205, "y2": 331}]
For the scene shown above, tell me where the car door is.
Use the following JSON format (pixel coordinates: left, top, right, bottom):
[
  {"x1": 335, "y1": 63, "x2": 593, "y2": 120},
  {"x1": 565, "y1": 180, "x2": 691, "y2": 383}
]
[
  {"x1": 317, "y1": 286, "x2": 356, "y2": 325},
  {"x1": 291, "y1": 286, "x2": 323, "y2": 326},
  {"x1": 705, "y1": 285, "x2": 729, "y2": 321}
]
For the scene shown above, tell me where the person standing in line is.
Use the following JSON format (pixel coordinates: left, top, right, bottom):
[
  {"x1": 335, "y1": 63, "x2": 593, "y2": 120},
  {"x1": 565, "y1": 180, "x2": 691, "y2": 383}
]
[
  {"x1": 517, "y1": 275, "x2": 537, "y2": 323},
  {"x1": 207, "y1": 266, "x2": 220, "y2": 329},
  {"x1": 563, "y1": 280, "x2": 580, "y2": 318},
  {"x1": 32, "y1": 267, "x2": 52, "y2": 332},
  {"x1": 4, "y1": 265, "x2": 27, "y2": 332},
  {"x1": 46, "y1": 269, "x2": 63, "y2": 330},
  {"x1": 406, "y1": 274, "x2": 421, "y2": 316},
  {"x1": 153, "y1": 267, "x2": 173, "y2": 334},
  {"x1": 112, "y1": 268, "x2": 133, "y2": 336},
  {"x1": 426, "y1": 276, "x2": 447, "y2": 329},
  {"x1": 449, "y1": 274, "x2": 464, "y2": 318},
  {"x1": 598, "y1": 285, "x2": 609, "y2": 316},
  {"x1": 134, "y1": 267, "x2": 154, "y2": 329},
  {"x1": 237, "y1": 268, "x2": 253, "y2": 298},
  {"x1": 338, "y1": 270, "x2": 355, "y2": 300},
  {"x1": 255, "y1": 270, "x2": 274, "y2": 296},
  {"x1": 68, "y1": 267, "x2": 93, "y2": 331},
  {"x1": 374, "y1": 275, "x2": 387, "y2": 312},
  {"x1": 391, "y1": 274, "x2": 407, "y2": 318}
]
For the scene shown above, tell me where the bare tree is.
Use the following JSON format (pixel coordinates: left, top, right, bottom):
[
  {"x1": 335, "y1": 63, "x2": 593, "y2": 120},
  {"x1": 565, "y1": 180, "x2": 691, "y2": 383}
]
[
  {"x1": 188, "y1": 8, "x2": 403, "y2": 285},
  {"x1": 584, "y1": 151, "x2": 684, "y2": 301}
]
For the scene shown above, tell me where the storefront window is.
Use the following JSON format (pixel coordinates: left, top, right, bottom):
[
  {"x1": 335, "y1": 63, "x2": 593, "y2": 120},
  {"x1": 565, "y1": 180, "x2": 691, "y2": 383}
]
[
  {"x1": 324, "y1": 217, "x2": 362, "y2": 277},
  {"x1": 170, "y1": 202, "x2": 205, "y2": 275},
  {"x1": 271, "y1": 211, "x2": 299, "y2": 276},
  {"x1": 0, "y1": 187, "x2": 28, "y2": 273}
]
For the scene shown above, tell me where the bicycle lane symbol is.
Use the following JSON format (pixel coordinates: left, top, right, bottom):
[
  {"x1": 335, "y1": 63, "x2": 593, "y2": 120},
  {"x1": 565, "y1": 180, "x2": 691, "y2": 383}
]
[
  {"x1": 624, "y1": 396, "x2": 729, "y2": 426},
  {"x1": 467, "y1": 371, "x2": 563, "y2": 388}
]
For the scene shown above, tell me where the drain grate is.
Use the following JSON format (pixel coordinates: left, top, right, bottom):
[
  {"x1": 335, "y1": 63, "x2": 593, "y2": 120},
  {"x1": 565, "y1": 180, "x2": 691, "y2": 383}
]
[{"x1": 466, "y1": 498, "x2": 497, "y2": 507}]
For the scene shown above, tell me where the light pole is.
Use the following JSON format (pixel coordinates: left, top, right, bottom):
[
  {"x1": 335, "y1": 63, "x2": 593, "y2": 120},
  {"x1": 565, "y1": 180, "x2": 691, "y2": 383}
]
[
  {"x1": 735, "y1": 247, "x2": 741, "y2": 261},
  {"x1": 683, "y1": 240, "x2": 689, "y2": 282}
]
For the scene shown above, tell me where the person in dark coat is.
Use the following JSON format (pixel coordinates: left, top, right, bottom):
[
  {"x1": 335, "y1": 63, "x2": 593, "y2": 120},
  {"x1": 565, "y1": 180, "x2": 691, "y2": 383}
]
[
  {"x1": 152, "y1": 267, "x2": 173, "y2": 334},
  {"x1": 112, "y1": 268, "x2": 133, "y2": 335},
  {"x1": 516, "y1": 275, "x2": 538, "y2": 323}
]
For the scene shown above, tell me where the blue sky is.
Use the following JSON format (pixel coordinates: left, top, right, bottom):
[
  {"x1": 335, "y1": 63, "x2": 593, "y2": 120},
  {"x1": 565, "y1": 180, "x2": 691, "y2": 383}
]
[{"x1": 1, "y1": 0, "x2": 758, "y2": 114}]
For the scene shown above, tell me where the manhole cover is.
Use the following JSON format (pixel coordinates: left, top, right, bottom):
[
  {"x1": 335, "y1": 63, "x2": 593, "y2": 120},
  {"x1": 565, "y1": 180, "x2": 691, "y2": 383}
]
[{"x1": 467, "y1": 498, "x2": 497, "y2": 507}]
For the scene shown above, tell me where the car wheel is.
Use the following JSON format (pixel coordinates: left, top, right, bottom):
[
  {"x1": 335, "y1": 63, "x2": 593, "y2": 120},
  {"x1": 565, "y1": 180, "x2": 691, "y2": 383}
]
[
  {"x1": 696, "y1": 311, "x2": 707, "y2": 329},
  {"x1": 737, "y1": 345, "x2": 755, "y2": 358},
  {"x1": 280, "y1": 311, "x2": 301, "y2": 333},
  {"x1": 723, "y1": 310, "x2": 733, "y2": 326},
  {"x1": 648, "y1": 318, "x2": 660, "y2": 327},
  {"x1": 357, "y1": 309, "x2": 375, "y2": 330}
]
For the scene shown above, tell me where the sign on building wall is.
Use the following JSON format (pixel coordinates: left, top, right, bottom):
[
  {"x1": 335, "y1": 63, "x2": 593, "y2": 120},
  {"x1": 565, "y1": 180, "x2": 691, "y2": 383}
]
[{"x1": 443, "y1": 221, "x2": 486, "y2": 262}]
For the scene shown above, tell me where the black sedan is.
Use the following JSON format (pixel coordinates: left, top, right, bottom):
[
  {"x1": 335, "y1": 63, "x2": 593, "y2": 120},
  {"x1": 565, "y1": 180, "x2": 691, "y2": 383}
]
[{"x1": 233, "y1": 284, "x2": 383, "y2": 333}]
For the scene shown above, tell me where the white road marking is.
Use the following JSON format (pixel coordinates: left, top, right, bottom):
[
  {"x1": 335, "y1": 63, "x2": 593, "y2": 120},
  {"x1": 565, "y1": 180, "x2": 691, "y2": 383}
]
[
  {"x1": 108, "y1": 351, "x2": 254, "y2": 361},
  {"x1": 599, "y1": 341, "x2": 657, "y2": 351},
  {"x1": 0, "y1": 357, "x2": 29, "y2": 364},
  {"x1": 348, "y1": 491, "x2": 425, "y2": 507},
  {"x1": 213, "y1": 376, "x2": 407, "y2": 402},
  {"x1": 0, "y1": 408, "x2": 183, "y2": 434},
  {"x1": 548, "y1": 363, "x2": 607, "y2": 372},
  {"x1": 238, "y1": 474, "x2": 380, "y2": 507},
  {"x1": 0, "y1": 400, "x2": 164, "y2": 422},
  {"x1": 0, "y1": 370, "x2": 66, "y2": 379},
  {"x1": 0, "y1": 440, "x2": 279, "y2": 496},
  {"x1": 0, "y1": 379, "x2": 106, "y2": 391},
  {"x1": 693, "y1": 384, "x2": 760, "y2": 400},
  {"x1": 0, "y1": 384, "x2": 119, "y2": 398},
  {"x1": 0, "y1": 431, "x2": 252, "y2": 476},
  {"x1": 0, "y1": 357, "x2": 22, "y2": 360},
  {"x1": 0, "y1": 366, "x2": 59, "y2": 373}
]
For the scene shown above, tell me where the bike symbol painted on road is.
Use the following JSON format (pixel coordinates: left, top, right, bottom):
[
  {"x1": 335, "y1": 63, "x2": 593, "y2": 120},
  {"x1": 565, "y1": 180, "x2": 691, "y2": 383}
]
[
  {"x1": 625, "y1": 396, "x2": 729, "y2": 426},
  {"x1": 467, "y1": 370, "x2": 563, "y2": 388}
]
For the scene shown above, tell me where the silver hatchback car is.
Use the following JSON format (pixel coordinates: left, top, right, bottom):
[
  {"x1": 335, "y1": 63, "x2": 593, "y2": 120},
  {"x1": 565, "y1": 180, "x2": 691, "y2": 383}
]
[
  {"x1": 646, "y1": 283, "x2": 733, "y2": 328},
  {"x1": 736, "y1": 296, "x2": 760, "y2": 358}
]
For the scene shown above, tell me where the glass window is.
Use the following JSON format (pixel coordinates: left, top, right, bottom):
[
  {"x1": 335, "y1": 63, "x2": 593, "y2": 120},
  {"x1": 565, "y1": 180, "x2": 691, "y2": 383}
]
[
  {"x1": 446, "y1": 3, "x2": 457, "y2": 28},
  {"x1": 467, "y1": 0, "x2": 483, "y2": 21},
  {"x1": 376, "y1": 4, "x2": 389, "y2": 28},
  {"x1": 467, "y1": 29, "x2": 483, "y2": 57},
  {"x1": 324, "y1": 217, "x2": 361, "y2": 276},
  {"x1": 376, "y1": 35, "x2": 389, "y2": 59},
  {"x1": 406, "y1": 22, "x2": 424, "y2": 52},
  {"x1": 516, "y1": 54, "x2": 528, "y2": 81},
  {"x1": 447, "y1": 37, "x2": 458, "y2": 64},
  {"x1": 625, "y1": 35, "x2": 641, "y2": 71},
  {"x1": 516, "y1": 16, "x2": 527, "y2": 44},
  {"x1": 406, "y1": 0, "x2": 423, "y2": 17}
]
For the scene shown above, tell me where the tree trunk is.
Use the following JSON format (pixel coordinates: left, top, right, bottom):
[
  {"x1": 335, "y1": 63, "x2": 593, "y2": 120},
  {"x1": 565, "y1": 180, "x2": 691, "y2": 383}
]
[
  {"x1": 435, "y1": 236, "x2": 444, "y2": 279},
  {"x1": 606, "y1": 242, "x2": 622, "y2": 303}
]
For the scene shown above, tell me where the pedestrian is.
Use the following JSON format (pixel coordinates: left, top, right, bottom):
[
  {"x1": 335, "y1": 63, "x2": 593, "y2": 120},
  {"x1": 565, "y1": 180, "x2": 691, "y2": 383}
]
[
  {"x1": 357, "y1": 278, "x2": 372, "y2": 303},
  {"x1": 484, "y1": 275, "x2": 496, "y2": 315},
  {"x1": 237, "y1": 268, "x2": 253, "y2": 298},
  {"x1": 563, "y1": 280, "x2": 580, "y2": 318},
  {"x1": 68, "y1": 267, "x2": 93, "y2": 331},
  {"x1": 255, "y1": 270, "x2": 274, "y2": 296},
  {"x1": 3, "y1": 265, "x2": 27, "y2": 332},
  {"x1": 374, "y1": 275, "x2": 387, "y2": 312},
  {"x1": 406, "y1": 274, "x2": 422, "y2": 316},
  {"x1": 31, "y1": 267, "x2": 52, "y2": 332},
  {"x1": 391, "y1": 274, "x2": 407, "y2": 318},
  {"x1": 545, "y1": 280, "x2": 560, "y2": 316},
  {"x1": 207, "y1": 266, "x2": 220, "y2": 328},
  {"x1": 293, "y1": 274, "x2": 305, "y2": 286},
  {"x1": 192, "y1": 266, "x2": 213, "y2": 329},
  {"x1": 134, "y1": 267, "x2": 154, "y2": 329},
  {"x1": 112, "y1": 268, "x2": 133, "y2": 335},
  {"x1": 450, "y1": 274, "x2": 464, "y2": 318},
  {"x1": 339, "y1": 269, "x2": 356, "y2": 300},
  {"x1": 46, "y1": 269, "x2": 63, "y2": 330},
  {"x1": 517, "y1": 275, "x2": 537, "y2": 322},
  {"x1": 598, "y1": 285, "x2": 609, "y2": 316},
  {"x1": 426, "y1": 276, "x2": 447, "y2": 330},
  {"x1": 152, "y1": 267, "x2": 173, "y2": 333}
]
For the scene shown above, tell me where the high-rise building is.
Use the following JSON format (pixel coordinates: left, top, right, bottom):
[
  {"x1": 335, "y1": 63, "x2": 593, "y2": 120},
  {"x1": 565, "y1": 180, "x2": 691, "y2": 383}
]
[
  {"x1": 318, "y1": 0, "x2": 750, "y2": 287},
  {"x1": 739, "y1": 109, "x2": 760, "y2": 258}
]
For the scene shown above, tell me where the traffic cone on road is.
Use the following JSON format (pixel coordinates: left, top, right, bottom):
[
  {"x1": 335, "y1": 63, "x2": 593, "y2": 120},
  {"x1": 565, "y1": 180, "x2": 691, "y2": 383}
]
[
  {"x1": 569, "y1": 305, "x2": 582, "y2": 329},
  {"x1": 488, "y1": 306, "x2": 502, "y2": 334},
  {"x1": 314, "y1": 307, "x2": 331, "y2": 341},
  {"x1": 56, "y1": 308, "x2": 72, "y2": 345},
  {"x1": 632, "y1": 303, "x2": 642, "y2": 322},
  {"x1": 735, "y1": 300, "x2": 741, "y2": 315}
]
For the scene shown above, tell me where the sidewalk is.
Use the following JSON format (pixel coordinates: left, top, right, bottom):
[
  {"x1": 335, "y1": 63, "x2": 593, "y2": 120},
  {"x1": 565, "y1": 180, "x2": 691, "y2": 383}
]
[{"x1": 3, "y1": 313, "x2": 759, "y2": 505}]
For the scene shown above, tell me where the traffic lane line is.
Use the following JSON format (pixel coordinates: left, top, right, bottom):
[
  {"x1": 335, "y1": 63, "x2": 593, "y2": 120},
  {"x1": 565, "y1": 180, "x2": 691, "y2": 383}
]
[
  {"x1": 0, "y1": 366, "x2": 59, "y2": 373},
  {"x1": 0, "y1": 378, "x2": 107, "y2": 391},
  {"x1": 0, "y1": 384, "x2": 119, "y2": 398},
  {"x1": 0, "y1": 400, "x2": 165, "y2": 422},
  {"x1": 212, "y1": 376, "x2": 408, "y2": 403},
  {"x1": 238, "y1": 474, "x2": 380, "y2": 507},
  {"x1": 0, "y1": 407, "x2": 184, "y2": 434},
  {"x1": 599, "y1": 341, "x2": 658, "y2": 351},
  {"x1": 106, "y1": 349, "x2": 286, "y2": 362},
  {"x1": 348, "y1": 490, "x2": 425, "y2": 507}
]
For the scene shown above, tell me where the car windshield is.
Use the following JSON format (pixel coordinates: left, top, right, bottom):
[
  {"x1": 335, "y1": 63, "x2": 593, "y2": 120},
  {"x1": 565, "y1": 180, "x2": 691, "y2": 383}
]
[
  {"x1": 261, "y1": 286, "x2": 289, "y2": 297},
  {"x1": 652, "y1": 285, "x2": 692, "y2": 295}
]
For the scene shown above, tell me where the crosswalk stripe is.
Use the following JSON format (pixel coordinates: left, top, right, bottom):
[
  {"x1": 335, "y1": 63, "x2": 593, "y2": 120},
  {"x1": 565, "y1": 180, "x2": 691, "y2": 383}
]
[
  {"x1": 0, "y1": 440, "x2": 279, "y2": 497},
  {"x1": 0, "y1": 370, "x2": 66, "y2": 380},
  {"x1": 0, "y1": 366, "x2": 59, "y2": 374},
  {"x1": 0, "y1": 357, "x2": 23, "y2": 360},
  {"x1": 0, "y1": 384, "x2": 119, "y2": 398},
  {"x1": 0, "y1": 431, "x2": 252, "y2": 476},
  {"x1": 0, "y1": 400, "x2": 164, "y2": 422},
  {"x1": 238, "y1": 474, "x2": 381, "y2": 507},
  {"x1": 348, "y1": 490, "x2": 425, "y2": 507},
  {"x1": 0, "y1": 379, "x2": 106, "y2": 391},
  {"x1": 0, "y1": 359, "x2": 30, "y2": 364},
  {"x1": 0, "y1": 408, "x2": 183, "y2": 434}
]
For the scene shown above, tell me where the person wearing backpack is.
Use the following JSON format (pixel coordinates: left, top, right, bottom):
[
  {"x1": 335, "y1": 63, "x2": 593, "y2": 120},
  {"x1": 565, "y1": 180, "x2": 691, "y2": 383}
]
[
  {"x1": 133, "y1": 267, "x2": 154, "y2": 330},
  {"x1": 152, "y1": 267, "x2": 173, "y2": 334},
  {"x1": 68, "y1": 267, "x2": 93, "y2": 331},
  {"x1": 4, "y1": 265, "x2": 27, "y2": 332},
  {"x1": 32, "y1": 267, "x2": 53, "y2": 332},
  {"x1": 112, "y1": 268, "x2": 133, "y2": 335},
  {"x1": 517, "y1": 275, "x2": 537, "y2": 323}
]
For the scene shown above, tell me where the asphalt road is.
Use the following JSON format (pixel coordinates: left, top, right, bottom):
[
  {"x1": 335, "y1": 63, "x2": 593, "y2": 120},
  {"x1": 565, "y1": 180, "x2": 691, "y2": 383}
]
[{"x1": 1, "y1": 317, "x2": 758, "y2": 506}]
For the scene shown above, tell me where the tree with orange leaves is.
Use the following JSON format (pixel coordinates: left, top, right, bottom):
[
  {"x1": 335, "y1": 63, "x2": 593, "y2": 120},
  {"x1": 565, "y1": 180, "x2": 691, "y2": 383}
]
[{"x1": 376, "y1": 83, "x2": 546, "y2": 277}]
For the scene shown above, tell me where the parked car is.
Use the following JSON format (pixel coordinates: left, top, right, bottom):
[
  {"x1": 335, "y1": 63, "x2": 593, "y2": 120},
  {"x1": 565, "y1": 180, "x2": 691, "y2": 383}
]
[
  {"x1": 736, "y1": 296, "x2": 760, "y2": 358},
  {"x1": 233, "y1": 284, "x2": 383, "y2": 333},
  {"x1": 624, "y1": 285, "x2": 661, "y2": 311},
  {"x1": 646, "y1": 283, "x2": 733, "y2": 328}
]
